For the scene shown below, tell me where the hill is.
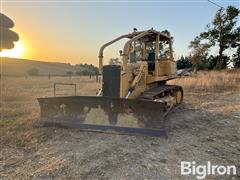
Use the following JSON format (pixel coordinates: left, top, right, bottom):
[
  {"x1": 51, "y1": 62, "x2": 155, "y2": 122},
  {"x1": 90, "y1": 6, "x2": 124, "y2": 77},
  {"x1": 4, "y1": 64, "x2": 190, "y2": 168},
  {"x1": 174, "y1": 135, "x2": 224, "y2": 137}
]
[{"x1": 0, "y1": 57, "x2": 75, "y2": 76}]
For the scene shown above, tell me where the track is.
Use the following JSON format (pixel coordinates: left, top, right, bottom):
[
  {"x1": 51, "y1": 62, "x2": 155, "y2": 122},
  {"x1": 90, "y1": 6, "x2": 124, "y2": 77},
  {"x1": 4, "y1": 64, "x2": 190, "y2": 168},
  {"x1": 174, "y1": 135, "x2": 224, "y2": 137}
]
[
  {"x1": 138, "y1": 85, "x2": 183, "y2": 104},
  {"x1": 138, "y1": 84, "x2": 184, "y2": 120}
]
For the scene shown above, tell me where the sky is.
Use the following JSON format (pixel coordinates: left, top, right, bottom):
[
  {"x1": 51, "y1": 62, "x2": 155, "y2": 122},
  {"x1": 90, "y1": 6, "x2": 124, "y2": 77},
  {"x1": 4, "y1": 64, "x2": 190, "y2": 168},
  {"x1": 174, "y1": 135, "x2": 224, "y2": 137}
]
[{"x1": 1, "y1": 0, "x2": 239, "y2": 65}]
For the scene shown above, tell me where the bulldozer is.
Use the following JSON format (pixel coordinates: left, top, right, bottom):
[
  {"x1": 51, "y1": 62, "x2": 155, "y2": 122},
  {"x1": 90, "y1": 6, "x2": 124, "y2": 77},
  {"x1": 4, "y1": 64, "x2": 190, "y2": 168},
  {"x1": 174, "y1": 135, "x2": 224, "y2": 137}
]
[{"x1": 38, "y1": 28, "x2": 183, "y2": 137}]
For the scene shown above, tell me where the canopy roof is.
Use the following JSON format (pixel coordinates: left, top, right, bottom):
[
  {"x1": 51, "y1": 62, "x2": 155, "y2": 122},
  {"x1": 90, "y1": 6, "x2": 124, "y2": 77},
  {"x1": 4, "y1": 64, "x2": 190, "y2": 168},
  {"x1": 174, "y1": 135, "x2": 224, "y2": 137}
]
[{"x1": 126, "y1": 29, "x2": 171, "y2": 42}]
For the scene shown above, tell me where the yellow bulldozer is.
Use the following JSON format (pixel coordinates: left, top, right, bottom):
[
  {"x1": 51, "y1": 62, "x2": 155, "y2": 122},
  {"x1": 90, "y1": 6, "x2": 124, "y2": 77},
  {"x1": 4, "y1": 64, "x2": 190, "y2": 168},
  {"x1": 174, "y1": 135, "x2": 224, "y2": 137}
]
[{"x1": 38, "y1": 28, "x2": 183, "y2": 137}]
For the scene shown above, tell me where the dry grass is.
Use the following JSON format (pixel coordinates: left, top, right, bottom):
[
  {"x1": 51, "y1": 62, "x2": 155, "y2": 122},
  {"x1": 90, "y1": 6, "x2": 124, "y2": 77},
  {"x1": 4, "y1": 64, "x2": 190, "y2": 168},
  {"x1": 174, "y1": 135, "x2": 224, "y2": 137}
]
[
  {"x1": 169, "y1": 69, "x2": 240, "y2": 92},
  {"x1": 0, "y1": 71, "x2": 240, "y2": 178},
  {"x1": 0, "y1": 76, "x2": 101, "y2": 178},
  {"x1": 1, "y1": 70, "x2": 238, "y2": 147},
  {"x1": 0, "y1": 76, "x2": 100, "y2": 149},
  {"x1": 169, "y1": 69, "x2": 240, "y2": 117}
]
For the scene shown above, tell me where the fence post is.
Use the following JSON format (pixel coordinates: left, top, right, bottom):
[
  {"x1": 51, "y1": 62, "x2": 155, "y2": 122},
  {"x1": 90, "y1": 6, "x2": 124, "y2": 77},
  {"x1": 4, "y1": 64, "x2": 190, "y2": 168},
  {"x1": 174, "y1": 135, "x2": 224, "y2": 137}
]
[
  {"x1": 96, "y1": 74, "x2": 98, "y2": 82},
  {"x1": 74, "y1": 84, "x2": 77, "y2": 96},
  {"x1": 54, "y1": 83, "x2": 56, "y2": 96}
]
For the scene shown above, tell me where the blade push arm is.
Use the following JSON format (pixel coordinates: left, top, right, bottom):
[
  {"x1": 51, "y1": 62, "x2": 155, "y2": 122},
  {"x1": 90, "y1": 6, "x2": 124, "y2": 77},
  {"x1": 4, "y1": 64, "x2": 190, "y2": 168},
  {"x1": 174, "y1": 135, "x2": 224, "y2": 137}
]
[{"x1": 126, "y1": 64, "x2": 146, "y2": 98}]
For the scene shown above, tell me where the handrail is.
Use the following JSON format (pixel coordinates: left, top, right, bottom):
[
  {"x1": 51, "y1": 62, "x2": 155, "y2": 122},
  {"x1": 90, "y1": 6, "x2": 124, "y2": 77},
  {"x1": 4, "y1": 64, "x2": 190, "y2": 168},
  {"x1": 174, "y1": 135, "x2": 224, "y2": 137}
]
[{"x1": 98, "y1": 34, "x2": 128, "y2": 74}]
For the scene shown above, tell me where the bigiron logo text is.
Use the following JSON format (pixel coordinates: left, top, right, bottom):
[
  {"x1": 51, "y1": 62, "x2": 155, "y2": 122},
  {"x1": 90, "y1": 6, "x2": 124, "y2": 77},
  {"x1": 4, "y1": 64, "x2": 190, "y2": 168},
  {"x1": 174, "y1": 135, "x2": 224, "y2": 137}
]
[{"x1": 181, "y1": 161, "x2": 237, "y2": 179}]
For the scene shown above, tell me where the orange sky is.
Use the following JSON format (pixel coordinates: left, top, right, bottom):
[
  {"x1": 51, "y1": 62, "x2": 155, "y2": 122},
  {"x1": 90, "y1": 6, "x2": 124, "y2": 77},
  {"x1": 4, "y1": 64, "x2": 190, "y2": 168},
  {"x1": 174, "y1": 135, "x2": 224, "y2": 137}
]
[
  {"x1": 1, "y1": 1, "x2": 239, "y2": 65},
  {"x1": 1, "y1": 2, "x2": 123, "y2": 65}
]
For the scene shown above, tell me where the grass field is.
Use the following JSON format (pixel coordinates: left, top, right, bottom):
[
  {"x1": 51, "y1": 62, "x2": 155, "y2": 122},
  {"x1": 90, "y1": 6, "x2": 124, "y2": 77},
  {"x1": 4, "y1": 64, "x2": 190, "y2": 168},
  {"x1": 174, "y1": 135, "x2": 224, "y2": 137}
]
[
  {"x1": 170, "y1": 69, "x2": 240, "y2": 92},
  {"x1": 0, "y1": 57, "x2": 75, "y2": 76},
  {"x1": 0, "y1": 76, "x2": 100, "y2": 147},
  {"x1": 0, "y1": 70, "x2": 239, "y2": 179}
]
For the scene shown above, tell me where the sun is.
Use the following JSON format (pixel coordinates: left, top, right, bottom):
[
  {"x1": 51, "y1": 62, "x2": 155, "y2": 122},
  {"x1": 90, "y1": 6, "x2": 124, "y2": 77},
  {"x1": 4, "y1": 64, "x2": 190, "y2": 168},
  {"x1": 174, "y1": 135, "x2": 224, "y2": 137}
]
[{"x1": 0, "y1": 40, "x2": 25, "y2": 58}]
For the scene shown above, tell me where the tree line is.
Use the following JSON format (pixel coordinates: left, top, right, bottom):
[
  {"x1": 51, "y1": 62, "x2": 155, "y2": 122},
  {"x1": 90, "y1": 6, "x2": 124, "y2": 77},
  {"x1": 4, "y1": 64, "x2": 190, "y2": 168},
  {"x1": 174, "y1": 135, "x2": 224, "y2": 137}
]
[
  {"x1": 177, "y1": 6, "x2": 239, "y2": 70},
  {"x1": 27, "y1": 63, "x2": 99, "y2": 76}
]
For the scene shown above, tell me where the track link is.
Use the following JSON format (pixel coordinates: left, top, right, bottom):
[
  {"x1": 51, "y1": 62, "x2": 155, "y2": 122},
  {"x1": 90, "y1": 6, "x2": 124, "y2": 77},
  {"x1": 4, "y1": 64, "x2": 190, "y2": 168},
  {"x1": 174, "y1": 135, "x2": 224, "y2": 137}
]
[{"x1": 138, "y1": 85, "x2": 183, "y2": 105}]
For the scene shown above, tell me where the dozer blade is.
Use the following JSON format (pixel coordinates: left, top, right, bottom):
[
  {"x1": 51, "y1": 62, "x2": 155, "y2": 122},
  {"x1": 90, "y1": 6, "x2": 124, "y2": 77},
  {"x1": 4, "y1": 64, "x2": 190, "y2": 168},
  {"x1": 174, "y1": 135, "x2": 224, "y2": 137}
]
[{"x1": 38, "y1": 96, "x2": 168, "y2": 137}]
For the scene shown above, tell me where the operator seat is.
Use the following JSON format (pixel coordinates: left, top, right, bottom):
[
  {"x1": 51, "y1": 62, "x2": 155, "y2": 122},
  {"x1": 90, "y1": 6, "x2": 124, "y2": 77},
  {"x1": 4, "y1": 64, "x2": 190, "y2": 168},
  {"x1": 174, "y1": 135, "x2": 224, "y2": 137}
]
[{"x1": 147, "y1": 52, "x2": 155, "y2": 72}]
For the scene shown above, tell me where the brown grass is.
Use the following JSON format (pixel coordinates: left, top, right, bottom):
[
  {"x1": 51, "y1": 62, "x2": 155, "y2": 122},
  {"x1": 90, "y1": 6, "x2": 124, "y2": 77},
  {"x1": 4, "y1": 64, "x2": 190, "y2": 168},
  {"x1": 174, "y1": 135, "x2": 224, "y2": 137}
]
[
  {"x1": 0, "y1": 71, "x2": 239, "y2": 178},
  {"x1": 0, "y1": 76, "x2": 101, "y2": 178},
  {"x1": 0, "y1": 76, "x2": 100, "y2": 147},
  {"x1": 169, "y1": 69, "x2": 240, "y2": 92}
]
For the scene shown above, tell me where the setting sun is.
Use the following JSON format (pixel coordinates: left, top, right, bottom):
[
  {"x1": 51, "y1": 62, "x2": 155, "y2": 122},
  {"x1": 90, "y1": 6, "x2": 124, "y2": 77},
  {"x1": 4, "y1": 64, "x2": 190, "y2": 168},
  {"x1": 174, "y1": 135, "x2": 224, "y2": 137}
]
[{"x1": 0, "y1": 40, "x2": 25, "y2": 58}]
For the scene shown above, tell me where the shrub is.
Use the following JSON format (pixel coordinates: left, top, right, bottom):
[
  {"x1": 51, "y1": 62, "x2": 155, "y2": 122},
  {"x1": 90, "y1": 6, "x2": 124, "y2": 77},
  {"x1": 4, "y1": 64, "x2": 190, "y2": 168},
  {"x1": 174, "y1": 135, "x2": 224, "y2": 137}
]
[{"x1": 27, "y1": 68, "x2": 39, "y2": 76}]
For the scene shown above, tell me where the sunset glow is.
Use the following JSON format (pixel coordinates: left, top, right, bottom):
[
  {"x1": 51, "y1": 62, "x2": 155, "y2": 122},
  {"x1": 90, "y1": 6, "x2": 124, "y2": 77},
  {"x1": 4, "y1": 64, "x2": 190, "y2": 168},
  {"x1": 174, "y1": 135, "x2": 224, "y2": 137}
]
[
  {"x1": 2, "y1": 1, "x2": 239, "y2": 65},
  {"x1": 0, "y1": 40, "x2": 25, "y2": 58}
]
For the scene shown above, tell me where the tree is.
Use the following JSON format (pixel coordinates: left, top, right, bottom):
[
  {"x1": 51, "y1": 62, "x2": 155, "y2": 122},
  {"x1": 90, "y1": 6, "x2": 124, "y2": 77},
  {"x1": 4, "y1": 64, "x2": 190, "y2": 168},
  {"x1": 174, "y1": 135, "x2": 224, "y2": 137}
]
[
  {"x1": 27, "y1": 68, "x2": 39, "y2": 76},
  {"x1": 0, "y1": 13, "x2": 19, "y2": 51},
  {"x1": 232, "y1": 46, "x2": 240, "y2": 68},
  {"x1": 109, "y1": 58, "x2": 121, "y2": 65},
  {"x1": 66, "y1": 70, "x2": 73, "y2": 76},
  {"x1": 75, "y1": 63, "x2": 99, "y2": 75},
  {"x1": 231, "y1": 26, "x2": 240, "y2": 68},
  {"x1": 189, "y1": 37, "x2": 210, "y2": 70},
  {"x1": 192, "y1": 6, "x2": 240, "y2": 69},
  {"x1": 176, "y1": 56, "x2": 192, "y2": 69}
]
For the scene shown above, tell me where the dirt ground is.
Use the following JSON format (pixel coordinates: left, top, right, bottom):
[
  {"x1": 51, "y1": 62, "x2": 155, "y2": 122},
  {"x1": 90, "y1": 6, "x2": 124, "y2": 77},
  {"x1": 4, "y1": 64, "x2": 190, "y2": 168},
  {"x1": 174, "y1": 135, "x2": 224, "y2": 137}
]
[{"x1": 0, "y1": 75, "x2": 239, "y2": 179}]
